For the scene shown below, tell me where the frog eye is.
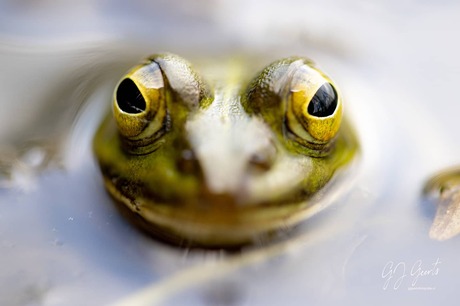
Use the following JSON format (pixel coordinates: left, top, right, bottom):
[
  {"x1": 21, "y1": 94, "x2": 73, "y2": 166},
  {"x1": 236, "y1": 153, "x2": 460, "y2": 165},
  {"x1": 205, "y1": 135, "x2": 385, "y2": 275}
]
[
  {"x1": 285, "y1": 63, "x2": 342, "y2": 146},
  {"x1": 113, "y1": 54, "x2": 211, "y2": 154},
  {"x1": 113, "y1": 61, "x2": 166, "y2": 141}
]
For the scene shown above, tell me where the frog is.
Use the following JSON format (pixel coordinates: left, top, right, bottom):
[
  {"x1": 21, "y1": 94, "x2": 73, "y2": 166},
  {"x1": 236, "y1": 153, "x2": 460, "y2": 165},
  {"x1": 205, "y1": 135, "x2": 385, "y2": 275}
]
[{"x1": 93, "y1": 53, "x2": 359, "y2": 248}]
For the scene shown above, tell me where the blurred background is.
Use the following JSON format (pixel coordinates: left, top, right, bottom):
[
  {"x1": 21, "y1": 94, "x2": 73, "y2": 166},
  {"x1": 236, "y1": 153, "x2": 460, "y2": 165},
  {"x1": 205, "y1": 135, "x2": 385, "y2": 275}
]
[{"x1": 1, "y1": 1, "x2": 460, "y2": 305}]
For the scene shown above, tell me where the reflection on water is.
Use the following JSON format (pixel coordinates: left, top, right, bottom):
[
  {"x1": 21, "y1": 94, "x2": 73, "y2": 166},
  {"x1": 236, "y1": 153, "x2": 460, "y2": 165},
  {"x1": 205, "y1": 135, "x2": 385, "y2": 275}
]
[{"x1": 1, "y1": 1, "x2": 460, "y2": 305}]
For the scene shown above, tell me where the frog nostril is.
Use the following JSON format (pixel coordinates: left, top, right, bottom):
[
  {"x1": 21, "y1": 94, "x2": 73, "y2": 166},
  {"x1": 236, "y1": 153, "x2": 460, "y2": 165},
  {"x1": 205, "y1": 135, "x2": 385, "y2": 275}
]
[
  {"x1": 177, "y1": 149, "x2": 200, "y2": 174},
  {"x1": 249, "y1": 153, "x2": 272, "y2": 171},
  {"x1": 248, "y1": 143, "x2": 277, "y2": 173}
]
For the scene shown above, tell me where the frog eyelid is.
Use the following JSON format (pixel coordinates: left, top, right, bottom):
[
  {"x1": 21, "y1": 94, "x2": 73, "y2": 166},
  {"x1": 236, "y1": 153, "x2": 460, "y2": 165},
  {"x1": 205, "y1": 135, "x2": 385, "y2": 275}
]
[{"x1": 148, "y1": 54, "x2": 212, "y2": 110}]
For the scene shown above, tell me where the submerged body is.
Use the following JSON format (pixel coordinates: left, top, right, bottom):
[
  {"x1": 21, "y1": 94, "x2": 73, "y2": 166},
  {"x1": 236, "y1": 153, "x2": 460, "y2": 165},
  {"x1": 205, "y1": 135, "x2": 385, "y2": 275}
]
[{"x1": 93, "y1": 54, "x2": 358, "y2": 247}]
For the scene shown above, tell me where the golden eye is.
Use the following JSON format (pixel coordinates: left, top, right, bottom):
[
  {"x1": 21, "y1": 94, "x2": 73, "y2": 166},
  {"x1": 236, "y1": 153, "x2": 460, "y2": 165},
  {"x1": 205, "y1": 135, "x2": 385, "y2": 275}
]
[
  {"x1": 286, "y1": 63, "x2": 342, "y2": 145},
  {"x1": 113, "y1": 61, "x2": 167, "y2": 146}
]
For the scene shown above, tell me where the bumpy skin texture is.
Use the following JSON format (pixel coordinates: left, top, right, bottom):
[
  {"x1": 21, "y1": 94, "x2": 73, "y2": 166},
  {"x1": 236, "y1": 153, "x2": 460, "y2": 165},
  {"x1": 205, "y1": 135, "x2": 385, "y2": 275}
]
[{"x1": 93, "y1": 53, "x2": 359, "y2": 248}]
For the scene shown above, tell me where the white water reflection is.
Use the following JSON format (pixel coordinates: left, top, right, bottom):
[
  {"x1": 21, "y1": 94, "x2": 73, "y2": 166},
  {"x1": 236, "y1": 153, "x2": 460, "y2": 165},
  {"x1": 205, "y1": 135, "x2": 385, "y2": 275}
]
[{"x1": 1, "y1": 1, "x2": 460, "y2": 305}]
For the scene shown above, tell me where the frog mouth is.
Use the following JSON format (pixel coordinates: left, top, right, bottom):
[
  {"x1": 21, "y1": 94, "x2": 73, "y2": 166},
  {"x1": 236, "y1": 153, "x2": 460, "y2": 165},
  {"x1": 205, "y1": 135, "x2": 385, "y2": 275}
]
[{"x1": 101, "y1": 169, "x2": 351, "y2": 248}]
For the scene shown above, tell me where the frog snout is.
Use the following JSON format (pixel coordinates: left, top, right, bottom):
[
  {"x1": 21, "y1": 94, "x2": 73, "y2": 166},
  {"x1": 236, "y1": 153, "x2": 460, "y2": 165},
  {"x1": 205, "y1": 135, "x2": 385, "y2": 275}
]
[
  {"x1": 177, "y1": 146, "x2": 276, "y2": 177},
  {"x1": 184, "y1": 142, "x2": 277, "y2": 202},
  {"x1": 185, "y1": 98, "x2": 279, "y2": 197}
]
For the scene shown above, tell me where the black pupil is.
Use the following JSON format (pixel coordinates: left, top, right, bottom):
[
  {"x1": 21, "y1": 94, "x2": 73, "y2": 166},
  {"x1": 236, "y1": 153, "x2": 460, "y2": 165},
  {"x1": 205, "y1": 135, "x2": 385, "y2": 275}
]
[
  {"x1": 307, "y1": 83, "x2": 337, "y2": 117},
  {"x1": 116, "y1": 78, "x2": 146, "y2": 114}
]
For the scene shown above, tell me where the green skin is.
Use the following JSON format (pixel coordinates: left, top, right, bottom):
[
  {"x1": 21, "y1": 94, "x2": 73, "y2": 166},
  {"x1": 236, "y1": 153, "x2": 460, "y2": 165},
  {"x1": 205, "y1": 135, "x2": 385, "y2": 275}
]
[{"x1": 93, "y1": 54, "x2": 359, "y2": 248}]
